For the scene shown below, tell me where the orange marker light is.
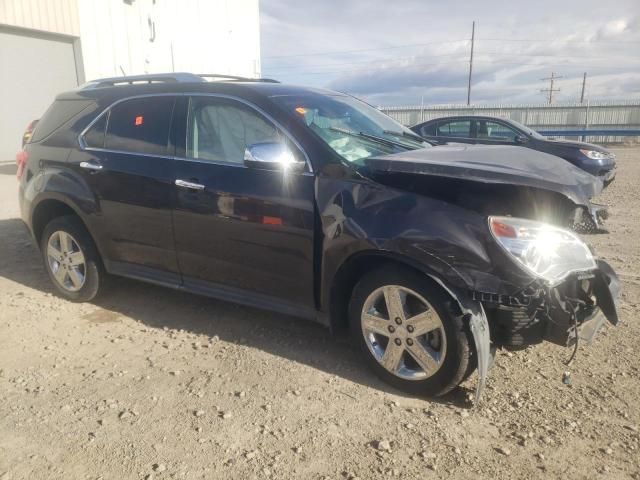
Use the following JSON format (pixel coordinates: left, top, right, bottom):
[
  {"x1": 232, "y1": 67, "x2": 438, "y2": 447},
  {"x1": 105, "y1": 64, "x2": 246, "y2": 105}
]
[
  {"x1": 262, "y1": 216, "x2": 282, "y2": 226},
  {"x1": 295, "y1": 107, "x2": 306, "y2": 115},
  {"x1": 134, "y1": 115, "x2": 144, "y2": 126}
]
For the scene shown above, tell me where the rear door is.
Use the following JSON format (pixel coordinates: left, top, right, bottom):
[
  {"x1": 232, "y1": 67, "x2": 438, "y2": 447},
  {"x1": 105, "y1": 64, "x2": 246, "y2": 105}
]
[
  {"x1": 433, "y1": 119, "x2": 474, "y2": 144},
  {"x1": 171, "y1": 95, "x2": 316, "y2": 312},
  {"x1": 73, "y1": 95, "x2": 180, "y2": 281}
]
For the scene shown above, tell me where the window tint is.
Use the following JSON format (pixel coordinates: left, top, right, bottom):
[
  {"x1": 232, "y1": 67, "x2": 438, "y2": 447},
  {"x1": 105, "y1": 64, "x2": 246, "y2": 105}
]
[
  {"x1": 104, "y1": 97, "x2": 175, "y2": 155},
  {"x1": 476, "y1": 120, "x2": 519, "y2": 142},
  {"x1": 436, "y1": 120, "x2": 471, "y2": 138},
  {"x1": 31, "y1": 100, "x2": 93, "y2": 143},
  {"x1": 83, "y1": 112, "x2": 108, "y2": 148},
  {"x1": 187, "y1": 97, "x2": 285, "y2": 164},
  {"x1": 420, "y1": 122, "x2": 437, "y2": 136}
]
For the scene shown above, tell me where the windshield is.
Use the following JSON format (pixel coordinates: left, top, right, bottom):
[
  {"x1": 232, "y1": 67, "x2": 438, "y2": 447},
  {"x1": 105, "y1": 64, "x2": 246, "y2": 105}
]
[
  {"x1": 270, "y1": 93, "x2": 430, "y2": 164},
  {"x1": 505, "y1": 118, "x2": 546, "y2": 140}
]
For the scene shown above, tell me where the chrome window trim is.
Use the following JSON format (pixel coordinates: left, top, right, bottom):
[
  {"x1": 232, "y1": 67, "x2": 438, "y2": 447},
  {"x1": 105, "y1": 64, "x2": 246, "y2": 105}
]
[{"x1": 78, "y1": 92, "x2": 314, "y2": 174}]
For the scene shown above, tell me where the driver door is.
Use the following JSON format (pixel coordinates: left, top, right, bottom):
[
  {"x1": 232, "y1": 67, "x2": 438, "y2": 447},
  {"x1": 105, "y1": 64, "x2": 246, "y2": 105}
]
[{"x1": 171, "y1": 95, "x2": 317, "y2": 313}]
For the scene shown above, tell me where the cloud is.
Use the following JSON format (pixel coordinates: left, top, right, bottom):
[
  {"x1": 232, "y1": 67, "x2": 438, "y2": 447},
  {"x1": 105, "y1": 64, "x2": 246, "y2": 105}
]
[{"x1": 261, "y1": 0, "x2": 640, "y2": 105}]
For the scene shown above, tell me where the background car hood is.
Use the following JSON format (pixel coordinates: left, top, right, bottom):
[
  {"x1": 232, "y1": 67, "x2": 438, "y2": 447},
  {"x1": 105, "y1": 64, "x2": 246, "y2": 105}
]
[
  {"x1": 543, "y1": 138, "x2": 612, "y2": 154},
  {"x1": 364, "y1": 144, "x2": 603, "y2": 205}
]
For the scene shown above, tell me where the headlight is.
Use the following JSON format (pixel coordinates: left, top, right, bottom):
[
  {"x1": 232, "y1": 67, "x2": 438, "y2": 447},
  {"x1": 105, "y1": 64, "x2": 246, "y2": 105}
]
[
  {"x1": 580, "y1": 149, "x2": 608, "y2": 160},
  {"x1": 489, "y1": 216, "x2": 596, "y2": 286}
]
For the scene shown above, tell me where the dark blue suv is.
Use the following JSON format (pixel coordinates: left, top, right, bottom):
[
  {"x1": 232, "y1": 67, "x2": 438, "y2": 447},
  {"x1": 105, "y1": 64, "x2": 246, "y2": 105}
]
[{"x1": 18, "y1": 73, "x2": 620, "y2": 400}]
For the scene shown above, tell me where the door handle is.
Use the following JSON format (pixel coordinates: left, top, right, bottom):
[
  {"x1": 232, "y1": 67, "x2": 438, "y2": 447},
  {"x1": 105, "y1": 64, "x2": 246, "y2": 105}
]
[
  {"x1": 80, "y1": 161, "x2": 103, "y2": 171},
  {"x1": 175, "y1": 179, "x2": 205, "y2": 191}
]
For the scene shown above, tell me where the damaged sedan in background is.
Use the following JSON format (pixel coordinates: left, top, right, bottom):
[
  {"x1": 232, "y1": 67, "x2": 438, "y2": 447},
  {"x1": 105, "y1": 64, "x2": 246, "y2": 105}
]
[{"x1": 19, "y1": 77, "x2": 620, "y2": 402}]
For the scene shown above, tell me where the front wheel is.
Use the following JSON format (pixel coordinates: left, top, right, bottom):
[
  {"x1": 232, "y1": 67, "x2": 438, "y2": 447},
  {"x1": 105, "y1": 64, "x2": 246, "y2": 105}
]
[
  {"x1": 40, "y1": 215, "x2": 104, "y2": 302},
  {"x1": 349, "y1": 266, "x2": 472, "y2": 397}
]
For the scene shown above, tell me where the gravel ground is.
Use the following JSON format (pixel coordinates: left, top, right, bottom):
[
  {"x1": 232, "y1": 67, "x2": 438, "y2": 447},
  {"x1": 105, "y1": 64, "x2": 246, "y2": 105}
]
[{"x1": 0, "y1": 148, "x2": 639, "y2": 480}]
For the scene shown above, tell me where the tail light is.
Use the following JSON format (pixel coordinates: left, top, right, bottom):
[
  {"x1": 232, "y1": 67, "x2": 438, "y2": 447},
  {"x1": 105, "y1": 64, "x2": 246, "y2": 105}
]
[{"x1": 16, "y1": 150, "x2": 27, "y2": 180}]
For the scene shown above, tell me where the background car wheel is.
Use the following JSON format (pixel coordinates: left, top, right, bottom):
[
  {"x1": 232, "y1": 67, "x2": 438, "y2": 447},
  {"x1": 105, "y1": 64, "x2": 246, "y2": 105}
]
[
  {"x1": 349, "y1": 265, "x2": 472, "y2": 397},
  {"x1": 40, "y1": 215, "x2": 103, "y2": 302}
]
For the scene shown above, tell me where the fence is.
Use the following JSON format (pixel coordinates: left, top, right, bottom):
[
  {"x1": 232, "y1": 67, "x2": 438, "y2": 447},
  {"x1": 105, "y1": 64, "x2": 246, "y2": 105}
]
[{"x1": 379, "y1": 100, "x2": 640, "y2": 143}]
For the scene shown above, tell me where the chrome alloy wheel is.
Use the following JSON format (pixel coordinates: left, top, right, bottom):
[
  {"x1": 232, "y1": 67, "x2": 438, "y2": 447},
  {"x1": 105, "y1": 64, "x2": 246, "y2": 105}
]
[
  {"x1": 46, "y1": 231, "x2": 86, "y2": 292},
  {"x1": 361, "y1": 285, "x2": 446, "y2": 380}
]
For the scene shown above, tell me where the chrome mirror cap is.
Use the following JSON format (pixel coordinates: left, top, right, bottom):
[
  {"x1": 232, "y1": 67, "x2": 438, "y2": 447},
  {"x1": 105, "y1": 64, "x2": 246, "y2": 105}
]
[{"x1": 244, "y1": 142, "x2": 305, "y2": 171}]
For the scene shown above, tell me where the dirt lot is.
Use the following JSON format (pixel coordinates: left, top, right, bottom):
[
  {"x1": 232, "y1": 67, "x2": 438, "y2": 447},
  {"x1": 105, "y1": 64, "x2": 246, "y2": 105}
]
[{"x1": 0, "y1": 148, "x2": 639, "y2": 480}]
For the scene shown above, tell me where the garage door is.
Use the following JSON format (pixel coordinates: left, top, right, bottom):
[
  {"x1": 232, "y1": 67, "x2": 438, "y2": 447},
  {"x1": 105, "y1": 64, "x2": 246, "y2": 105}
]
[{"x1": 0, "y1": 30, "x2": 79, "y2": 160}]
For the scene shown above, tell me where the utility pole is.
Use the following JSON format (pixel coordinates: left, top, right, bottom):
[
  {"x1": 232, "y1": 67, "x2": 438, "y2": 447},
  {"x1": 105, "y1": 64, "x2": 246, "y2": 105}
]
[
  {"x1": 540, "y1": 72, "x2": 562, "y2": 104},
  {"x1": 467, "y1": 21, "x2": 475, "y2": 106},
  {"x1": 580, "y1": 72, "x2": 587, "y2": 103}
]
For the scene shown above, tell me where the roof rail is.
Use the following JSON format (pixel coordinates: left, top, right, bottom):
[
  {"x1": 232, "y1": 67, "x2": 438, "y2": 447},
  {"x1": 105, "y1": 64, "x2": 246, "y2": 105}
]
[
  {"x1": 81, "y1": 72, "x2": 205, "y2": 89},
  {"x1": 197, "y1": 74, "x2": 280, "y2": 83},
  {"x1": 81, "y1": 72, "x2": 279, "y2": 89}
]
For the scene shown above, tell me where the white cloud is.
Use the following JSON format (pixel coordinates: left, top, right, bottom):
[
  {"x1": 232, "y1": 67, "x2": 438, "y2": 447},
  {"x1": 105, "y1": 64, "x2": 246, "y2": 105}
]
[{"x1": 261, "y1": 0, "x2": 640, "y2": 105}]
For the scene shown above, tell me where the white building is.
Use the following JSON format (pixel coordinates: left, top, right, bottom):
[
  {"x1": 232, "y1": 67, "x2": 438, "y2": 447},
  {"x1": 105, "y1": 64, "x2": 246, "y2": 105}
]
[{"x1": 0, "y1": 0, "x2": 261, "y2": 159}]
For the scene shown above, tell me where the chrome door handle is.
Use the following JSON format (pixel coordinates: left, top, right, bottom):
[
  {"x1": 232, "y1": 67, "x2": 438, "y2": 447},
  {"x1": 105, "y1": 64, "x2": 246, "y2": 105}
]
[
  {"x1": 80, "y1": 161, "x2": 103, "y2": 171},
  {"x1": 175, "y1": 179, "x2": 205, "y2": 191}
]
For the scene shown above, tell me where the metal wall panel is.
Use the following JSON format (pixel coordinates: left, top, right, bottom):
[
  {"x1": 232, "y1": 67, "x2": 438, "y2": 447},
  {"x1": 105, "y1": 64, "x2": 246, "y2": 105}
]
[
  {"x1": 380, "y1": 101, "x2": 640, "y2": 143},
  {"x1": 0, "y1": 0, "x2": 80, "y2": 37},
  {"x1": 0, "y1": 29, "x2": 78, "y2": 159}
]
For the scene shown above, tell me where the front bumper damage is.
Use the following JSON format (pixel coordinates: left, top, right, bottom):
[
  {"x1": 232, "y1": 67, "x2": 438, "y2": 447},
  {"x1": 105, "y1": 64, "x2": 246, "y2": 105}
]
[
  {"x1": 467, "y1": 259, "x2": 620, "y2": 403},
  {"x1": 574, "y1": 202, "x2": 609, "y2": 233}
]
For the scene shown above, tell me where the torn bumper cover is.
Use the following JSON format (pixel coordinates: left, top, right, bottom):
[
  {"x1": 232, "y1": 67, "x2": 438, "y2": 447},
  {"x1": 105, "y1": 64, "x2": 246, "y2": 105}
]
[
  {"x1": 468, "y1": 259, "x2": 620, "y2": 403},
  {"x1": 545, "y1": 259, "x2": 620, "y2": 346}
]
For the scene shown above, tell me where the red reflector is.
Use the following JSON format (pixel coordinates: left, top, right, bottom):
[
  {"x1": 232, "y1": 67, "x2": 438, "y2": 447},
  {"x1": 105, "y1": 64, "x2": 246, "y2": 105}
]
[
  {"x1": 134, "y1": 115, "x2": 144, "y2": 126},
  {"x1": 16, "y1": 150, "x2": 28, "y2": 180},
  {"x1": 262, "y1": 216, "x2": 282, "y2": 225},
  {"x1": 490, "y1": 219, "x2": 517, "y2": 238}
]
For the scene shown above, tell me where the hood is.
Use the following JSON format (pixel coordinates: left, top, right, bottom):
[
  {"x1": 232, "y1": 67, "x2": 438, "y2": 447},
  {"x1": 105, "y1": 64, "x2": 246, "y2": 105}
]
[
  {"x1": 543, "y1": 138, "x2": 611, "y2": 153},
  {"x1": 363, "y1": 144, "x2": 603, "y2": 205}
]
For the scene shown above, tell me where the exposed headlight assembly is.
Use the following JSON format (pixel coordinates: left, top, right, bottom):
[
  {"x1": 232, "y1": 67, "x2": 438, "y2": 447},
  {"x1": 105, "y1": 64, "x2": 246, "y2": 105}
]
[
  {"x1": 489, "y1": 216, "x2": 596, "y2": 286},
  {"x1": 580, "y1": 149, "x2": 609, "y2": 160}
]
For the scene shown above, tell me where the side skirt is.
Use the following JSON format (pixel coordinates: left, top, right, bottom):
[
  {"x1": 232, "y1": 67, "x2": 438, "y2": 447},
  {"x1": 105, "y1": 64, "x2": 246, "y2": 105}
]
[{"x1": 105, "y1": 260, "x2": 320, "y2": 323}]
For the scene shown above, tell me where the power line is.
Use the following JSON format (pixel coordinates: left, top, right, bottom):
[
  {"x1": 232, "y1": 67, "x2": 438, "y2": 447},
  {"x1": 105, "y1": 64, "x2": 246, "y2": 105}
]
[
  {"x1": 265, "y1": 52, "x2": 468, "y2": 72},
  {"x1": 262, "y1": 39, "x2": 469, "y2": 59},
  {"x1": 481, "y1": 37, "x2": 640, "y2": 44}
]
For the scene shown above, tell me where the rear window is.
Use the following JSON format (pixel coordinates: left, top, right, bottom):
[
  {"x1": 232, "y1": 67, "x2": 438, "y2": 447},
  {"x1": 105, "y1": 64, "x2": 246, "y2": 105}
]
[
  {"x1": 31, "y1": 100, "x2": 93, "y2": 143},
  {"x1": 104, "y1": 97, "x2": 175, "y2": 156}
]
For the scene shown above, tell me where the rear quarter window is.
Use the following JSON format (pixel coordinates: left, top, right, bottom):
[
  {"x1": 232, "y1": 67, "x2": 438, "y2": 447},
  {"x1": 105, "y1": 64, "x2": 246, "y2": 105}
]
[
  {"x1": 104, "y1": 96, "x2": 175, "y2": 156},
  {"x1": 31, "y1": 100, "x2": 94, "y2": 143}
]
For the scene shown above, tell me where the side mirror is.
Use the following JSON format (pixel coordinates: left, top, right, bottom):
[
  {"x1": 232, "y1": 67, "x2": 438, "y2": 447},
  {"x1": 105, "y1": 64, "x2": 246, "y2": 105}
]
[
  {"x1": 515, "y1": 135, "x2": 528, "y2": 144},
  {"x1": 243, "y1": 142, "x2": 305, "y2": 171}
]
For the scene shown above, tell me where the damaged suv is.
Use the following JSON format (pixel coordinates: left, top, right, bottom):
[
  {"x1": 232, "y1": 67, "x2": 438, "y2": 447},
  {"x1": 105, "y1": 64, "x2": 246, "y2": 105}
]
[{"x1": 19, "y1": 74, "x2": 620, "y2": 400}]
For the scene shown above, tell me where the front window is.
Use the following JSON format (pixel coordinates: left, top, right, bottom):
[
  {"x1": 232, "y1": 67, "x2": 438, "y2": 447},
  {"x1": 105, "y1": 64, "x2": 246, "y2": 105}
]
[
  {"x1": 476, "y1": 120, "x2": 519, "y2": 142},
  {"x1": 270, "y1": 93, "x2": 428, "y2": 164}
]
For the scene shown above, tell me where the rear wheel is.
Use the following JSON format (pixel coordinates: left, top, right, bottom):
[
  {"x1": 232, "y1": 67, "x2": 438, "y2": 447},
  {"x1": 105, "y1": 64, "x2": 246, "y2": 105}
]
[
  {"x1": 349, "y1": 266, "x2": 472, "y2": 396},
  {"x1": 40, "y1": 216, "x2": 103, "y2": 302}
]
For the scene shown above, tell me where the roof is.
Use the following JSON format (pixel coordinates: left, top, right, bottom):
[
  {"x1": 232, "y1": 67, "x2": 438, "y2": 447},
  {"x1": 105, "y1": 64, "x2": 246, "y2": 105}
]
[{"x1": 57, "y1": 72, "x2": 341, "y2": 102}]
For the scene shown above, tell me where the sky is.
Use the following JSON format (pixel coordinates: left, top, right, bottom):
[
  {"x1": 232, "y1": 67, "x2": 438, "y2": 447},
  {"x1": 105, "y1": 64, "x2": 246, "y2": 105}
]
[{"x1": 259, "y1": 0, "x2": 640, "y2": 106}]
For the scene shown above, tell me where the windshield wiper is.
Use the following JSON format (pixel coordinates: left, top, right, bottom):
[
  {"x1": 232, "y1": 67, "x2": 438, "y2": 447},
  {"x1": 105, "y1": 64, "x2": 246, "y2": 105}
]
[
  {"x1": 327, "y1": 127, "x2": 412, "y2": 150},
  {"x1": 382, "y1": 129, "x2": 427, "y2": 145}
]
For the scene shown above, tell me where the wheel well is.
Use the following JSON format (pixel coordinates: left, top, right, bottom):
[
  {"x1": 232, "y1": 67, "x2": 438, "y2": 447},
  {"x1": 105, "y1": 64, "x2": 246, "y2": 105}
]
[
  {"x1": 32, "y1": 200, "x2": 79, "y2": 246},
  {"x1": 328, "y1": 253, "x2": 455, "y2": 335}
]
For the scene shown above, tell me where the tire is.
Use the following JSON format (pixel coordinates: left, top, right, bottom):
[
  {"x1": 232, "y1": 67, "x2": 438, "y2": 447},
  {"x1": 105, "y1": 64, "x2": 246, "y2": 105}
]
[
  {"x1": 40, "y1": 215, "x2": 104, "y2": 302},
  {"x1": 349, "y1": 266, "x2": 472, "y2": 397}
]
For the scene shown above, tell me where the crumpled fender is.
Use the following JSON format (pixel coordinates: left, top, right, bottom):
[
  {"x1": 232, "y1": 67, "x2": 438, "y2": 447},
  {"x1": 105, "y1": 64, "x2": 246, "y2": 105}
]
[{"x1": 449, "y1": 287, "x2": 493, "y2": 404}]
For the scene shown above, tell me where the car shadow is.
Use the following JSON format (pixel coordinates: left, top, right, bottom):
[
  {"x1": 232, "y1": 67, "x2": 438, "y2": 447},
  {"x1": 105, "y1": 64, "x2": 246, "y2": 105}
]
[
  {"x1": 0, "y1": 217, "x2": 474, "y2": 407},
  {"x1": 0, "y1": 162, "x2": 17, "y2": 176}
]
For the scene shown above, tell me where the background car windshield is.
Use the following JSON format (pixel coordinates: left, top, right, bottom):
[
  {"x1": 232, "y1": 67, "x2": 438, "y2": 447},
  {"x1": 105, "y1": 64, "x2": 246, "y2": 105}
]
[
  {"x1": 271, "y1": 93, "x2": 428, "y2": 163},
  {"x1": 506, "y1": 118, "x2": 546, "y2": 139}
]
